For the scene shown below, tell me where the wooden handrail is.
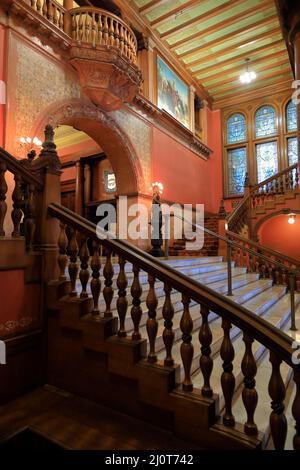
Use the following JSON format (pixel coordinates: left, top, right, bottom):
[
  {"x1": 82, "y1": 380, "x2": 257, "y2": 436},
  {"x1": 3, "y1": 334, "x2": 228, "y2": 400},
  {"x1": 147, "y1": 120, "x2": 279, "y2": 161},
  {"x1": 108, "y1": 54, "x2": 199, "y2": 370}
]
[
  {"x1": 227, "y1": 230, "x2": 300, "y2": 270},
  {"x1": 48, "y1": 202, "x2": 296, "y2": 364},
  {"x1": 0, "y1": 147, "x2": 43, "y2": 190},
  {"x1": 252, "y1": 163, "x2": 298, "y2": 192}
]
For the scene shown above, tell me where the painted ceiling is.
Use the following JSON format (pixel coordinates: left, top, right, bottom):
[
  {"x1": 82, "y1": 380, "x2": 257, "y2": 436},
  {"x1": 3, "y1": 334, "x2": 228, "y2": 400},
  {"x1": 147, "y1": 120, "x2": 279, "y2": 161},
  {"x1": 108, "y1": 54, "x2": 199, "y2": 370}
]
[{"x1": 132, "y1": 0, "x2": 292, "y2": 103}]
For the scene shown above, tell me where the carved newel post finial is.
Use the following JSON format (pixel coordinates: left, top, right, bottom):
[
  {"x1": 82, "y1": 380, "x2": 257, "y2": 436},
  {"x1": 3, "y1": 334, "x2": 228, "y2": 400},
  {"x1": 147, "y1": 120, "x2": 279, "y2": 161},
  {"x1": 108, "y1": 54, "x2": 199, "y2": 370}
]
[{"x1": 32, "y1": 125, "x2": 61, "y2": 174}]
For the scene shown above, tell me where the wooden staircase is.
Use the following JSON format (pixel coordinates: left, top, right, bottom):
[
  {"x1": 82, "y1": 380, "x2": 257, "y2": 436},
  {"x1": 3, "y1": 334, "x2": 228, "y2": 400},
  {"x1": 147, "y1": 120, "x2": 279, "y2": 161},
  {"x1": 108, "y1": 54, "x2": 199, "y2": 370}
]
[
  {"x1": 44, "y1": 202, "x2": 300, "y2": 451},
  {"x1": 228, "y1": 164, "x2": 299, "y2": 237}
]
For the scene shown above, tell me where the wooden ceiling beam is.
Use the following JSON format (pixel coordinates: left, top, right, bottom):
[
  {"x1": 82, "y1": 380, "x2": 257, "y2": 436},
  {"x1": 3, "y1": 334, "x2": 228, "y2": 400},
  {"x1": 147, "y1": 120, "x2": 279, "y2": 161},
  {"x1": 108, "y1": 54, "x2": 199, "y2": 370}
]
[
  {"x1": 150, "y1": 0, "x2": 200, "y2": 28},
  {"x1": 177, "y1": 14, "x2": 278, "y2": 60},
  {"x1": 169, "y1": 1, "x2": 274, "y2": 51},
  {"x1": 160, "y1": 0, "x2": 246, "y2": 40},
  {"x1": 203, "y1": 58, "x2": 290, "y2": 89},
  {"x1": 197, "y1": 50, "x2": 288, "y2": 82},
  {"x1": 213, "y1": 75, "x2": 292, "y2": 100},
  {"x1": 139, "y1": 0, "x2": 163, "y2": 15},
  {"x1": 191, "y1": 39, "x2": 285, "y2": 77},
  {"x1": 213, "y1": 79, "x2": 292, "y2": 108},
  {"x1": 209, "y1": 67, "x2": 291, "y2": 94},
  {"x1": 186, "y1": 27, "x2": 282, "y2": 69}
]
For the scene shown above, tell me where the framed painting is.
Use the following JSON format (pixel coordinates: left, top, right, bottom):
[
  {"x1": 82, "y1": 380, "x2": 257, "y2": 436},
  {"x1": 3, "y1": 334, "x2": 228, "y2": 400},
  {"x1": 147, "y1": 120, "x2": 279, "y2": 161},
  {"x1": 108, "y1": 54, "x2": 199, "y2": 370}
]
[{"x1": 156, "y1": 55, "x2": 189, "y2": 128}]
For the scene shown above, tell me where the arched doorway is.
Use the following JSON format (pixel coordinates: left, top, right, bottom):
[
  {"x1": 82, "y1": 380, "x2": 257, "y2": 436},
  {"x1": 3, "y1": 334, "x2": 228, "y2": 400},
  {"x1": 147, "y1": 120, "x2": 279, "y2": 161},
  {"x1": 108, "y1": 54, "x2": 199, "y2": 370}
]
[{"x1": 31, "y1": 98, "x2": 145, "y2": 196}]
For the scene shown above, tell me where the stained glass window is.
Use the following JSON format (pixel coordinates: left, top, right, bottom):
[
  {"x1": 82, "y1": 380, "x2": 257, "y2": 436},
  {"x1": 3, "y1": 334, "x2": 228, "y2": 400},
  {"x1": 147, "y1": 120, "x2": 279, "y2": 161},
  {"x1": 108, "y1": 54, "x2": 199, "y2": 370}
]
[
  {"x1": 228, "y1": 147, "x2": 247, "y2": 195},
  {"x1": 256, "y1": 141, "x2": 278, "y2": 183},
  {"x1": 288, "y1": 137, "x2": 298, "y2": 165},
  {"x1": 227, "y1": 113, "x2": 246, "y2": 144},
  {"x1": 255, "y1": 105, "x2": 277, "y2": 138},
  {"x1": 286, "y1": 100, "x2": 297, "y2": 132}
]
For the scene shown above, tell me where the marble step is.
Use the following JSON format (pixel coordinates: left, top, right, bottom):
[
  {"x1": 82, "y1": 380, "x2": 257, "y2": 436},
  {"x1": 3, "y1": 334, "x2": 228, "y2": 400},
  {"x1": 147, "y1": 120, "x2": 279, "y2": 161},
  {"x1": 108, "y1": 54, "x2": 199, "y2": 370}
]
[{"x1": 124, "y1": 275, "x2": 267, "y2": 333}]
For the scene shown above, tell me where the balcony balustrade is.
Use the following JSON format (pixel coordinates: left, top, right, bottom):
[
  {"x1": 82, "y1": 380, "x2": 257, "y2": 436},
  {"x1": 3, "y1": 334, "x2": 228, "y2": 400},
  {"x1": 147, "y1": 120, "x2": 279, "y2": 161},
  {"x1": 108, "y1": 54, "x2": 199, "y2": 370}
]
[{"x1": 3, "y1": 0, "x2": 142, "y2": 110}]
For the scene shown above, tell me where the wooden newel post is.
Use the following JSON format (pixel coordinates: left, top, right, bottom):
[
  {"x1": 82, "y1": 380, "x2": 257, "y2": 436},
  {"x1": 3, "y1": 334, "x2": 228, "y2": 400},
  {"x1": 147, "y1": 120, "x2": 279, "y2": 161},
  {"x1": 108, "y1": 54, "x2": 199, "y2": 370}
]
[{"x1": 31, "y1": 125, "x2": 62, "y2": 282}]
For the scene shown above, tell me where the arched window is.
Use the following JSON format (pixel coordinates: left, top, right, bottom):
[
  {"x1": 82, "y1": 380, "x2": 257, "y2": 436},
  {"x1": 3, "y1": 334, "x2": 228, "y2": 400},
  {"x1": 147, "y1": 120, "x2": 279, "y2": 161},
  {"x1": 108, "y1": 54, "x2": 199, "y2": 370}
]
[
  {"x1": 227, "y1": 113, "x2": 246, "y2": 144},
  {"x1": 286, "y1": 100, "x2": 297, "y2": 132},
  {"x1": 255, "y1": 105, "x2": 277, "y2": 138}
]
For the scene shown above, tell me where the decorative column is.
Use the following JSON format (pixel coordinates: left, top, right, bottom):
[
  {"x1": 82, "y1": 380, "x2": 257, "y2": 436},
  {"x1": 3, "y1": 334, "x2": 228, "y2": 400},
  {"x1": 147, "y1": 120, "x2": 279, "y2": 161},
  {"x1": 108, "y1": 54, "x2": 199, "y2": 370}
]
[
  {"x1": 75, "y1": 160, "x2": 84, "y2": 216},
  {"x1": 200, "y1": 99, "x2": 209, "y2": 144},
  {"x1": 189, "y1": 85, "x2": 196, "y2": 134},
  {"x1": 137, "y1": 36, "x2": 156, "y2": 102}
]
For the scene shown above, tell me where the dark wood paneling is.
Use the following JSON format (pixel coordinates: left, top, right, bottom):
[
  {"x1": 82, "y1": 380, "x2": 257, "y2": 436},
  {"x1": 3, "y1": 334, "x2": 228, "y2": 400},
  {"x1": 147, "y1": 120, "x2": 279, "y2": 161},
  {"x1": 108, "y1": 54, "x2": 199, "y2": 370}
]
[{"x1": 0, "y1": 330, "x2": 44, "y2": 404}]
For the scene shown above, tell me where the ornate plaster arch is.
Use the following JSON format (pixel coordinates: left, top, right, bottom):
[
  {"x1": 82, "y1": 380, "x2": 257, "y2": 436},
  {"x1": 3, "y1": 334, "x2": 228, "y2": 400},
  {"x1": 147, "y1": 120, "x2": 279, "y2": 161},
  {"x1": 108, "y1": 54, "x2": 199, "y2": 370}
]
[{"x1": 31, "y1": 98, "x2": 145, "y2": 194}]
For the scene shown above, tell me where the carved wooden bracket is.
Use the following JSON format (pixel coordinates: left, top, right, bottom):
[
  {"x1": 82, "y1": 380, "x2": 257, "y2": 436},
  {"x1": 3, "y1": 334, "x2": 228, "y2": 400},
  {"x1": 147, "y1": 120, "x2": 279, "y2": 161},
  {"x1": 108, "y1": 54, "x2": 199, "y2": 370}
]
[{"x1": 69, "y1": 45, "x2": 142, "y2": 111}]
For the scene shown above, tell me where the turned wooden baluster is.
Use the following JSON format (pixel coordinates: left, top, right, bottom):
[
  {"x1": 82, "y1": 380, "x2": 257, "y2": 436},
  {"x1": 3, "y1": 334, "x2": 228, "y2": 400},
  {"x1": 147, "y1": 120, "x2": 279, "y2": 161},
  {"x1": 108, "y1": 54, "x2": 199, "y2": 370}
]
[
  {"x1": 59, "y1": 9, "x2": 64, "y2": 30},
  {"x1": 36, "y1": 0, "x2": 42, "y2": 12},
  {"x1": 119, "y1": 25, "x2": 124, "y2": 53},
  {"x1": 78, "y1": 13, "x2": 84, "y2": 42},
  {"x1": 117, "y1": 256, "x2": 128, "y2": 337},
  {"x1": 103, "y1": 248, "x2": 114, "y2": 318},
  {"x1": 103, "y1": 15, "x2": 109, "y2": 44},
  {"x1": 91, "y1": 12, "x2": 96, "y2": 47},
  {"x1": 47, "y1": 1, "x2": 53, "y2": 22},
  {"x1": 268, "y1": 350, "x2": 287, "y2": 450},
  {"x1": 162, "y1": 283, "x2": 175, "y2": 366},
  {"x1": 199, "y1": 304, "x2": 213, "y2": 397},
  {"x1": 241, "y1": 332, "x2": 258, "y2": 435},
  {"x1": 115, "y1": 21, "x2": 120, "y2": 48},
  {"x1": 90, "y1": 240, "x2": 101, "y2": 314},
  {"x1": 180, "y1": 294, "x2": 194, "y2": 391},
  {"x1": 0, "y1": 162, "x2": 7, "y2": 236},
  {"x1": 84, "y1": 13, "x2": 90, "y2": 43},
  {"x1": 130, "y1": 265, "x2": 142, "y2": 340},
  {"x1": 68, "y1": 228, "x2": 79, "y2": 297},
  {"x1": 98, "y1": 14, "x2": 103, "y2": 44},
  {"x1": 146, "y1": 274, "x2": 158, "y2": 363},
  {"x1": 24, "y1": 183, "x2": 36, "y2": 250},
  {"x1": 11, "y1": 173, "x2": 23, "y2": 237},
  {"x1": 109, "y1": 18, "x2": 115, "y2": 46},
  {"x1": 42, "y1": 0, "x2": 47, "y2": 17},
  {"x1": 220, "y1": 318, "x2": 235, "y2": 426},
  {"x1": 79, "y1": 236, "x2": 90, "y2": 299},
  {"x1": 58, "y1": 222, "x2": 68, "y2": 281},
  {"x1": 31, "y1": 0, "x2": 37, "y2": 9},
  {"x1": 53, "y1": 5, "x2": 58, "y2": 26},
  {"x1": 292, "y1": 368, "x2": 300, "y2": 450}
]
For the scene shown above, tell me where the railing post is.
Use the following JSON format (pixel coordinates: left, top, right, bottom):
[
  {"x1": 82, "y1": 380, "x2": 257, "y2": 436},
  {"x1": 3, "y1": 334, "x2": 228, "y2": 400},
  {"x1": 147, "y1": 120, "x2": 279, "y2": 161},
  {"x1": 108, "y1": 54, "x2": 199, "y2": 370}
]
[
  {"x1": 31, "y1": 125, "x2": 62, "y2": 282},
  {"x1": 63, "y1": 0, "x2": 73, "y2": 36},
  {"x1": 227, "y1": 240, "x2": 233, "y2": 296},
  {"x1": 290, "y1": 272, "x2": 297, "y2": 331}
]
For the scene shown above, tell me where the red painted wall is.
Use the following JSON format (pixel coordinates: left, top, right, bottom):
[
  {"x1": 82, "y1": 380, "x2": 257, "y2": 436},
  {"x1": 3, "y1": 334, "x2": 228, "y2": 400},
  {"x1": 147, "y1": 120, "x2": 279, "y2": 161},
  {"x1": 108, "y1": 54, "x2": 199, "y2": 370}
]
[
  {"x1": 259, "y1": 215, "x2": 300, "y2": 260},
  {"x1": 152, "y1": 109, "x2": 222, "y2": 213},
  {"x1": 0, "y1": 25, "x2": 6, "y2": 147},
  {"x1": 0, "y1": 270, "x2": 41, "y2": 337}
]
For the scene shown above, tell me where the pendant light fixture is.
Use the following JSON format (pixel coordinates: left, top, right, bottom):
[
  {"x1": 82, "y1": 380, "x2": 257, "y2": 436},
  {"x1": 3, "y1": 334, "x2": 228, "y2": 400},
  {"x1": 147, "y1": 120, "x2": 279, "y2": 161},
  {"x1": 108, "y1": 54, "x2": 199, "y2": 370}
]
[{"x1": 239, "y1": 58, "x2": 257, "y2": 84}]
